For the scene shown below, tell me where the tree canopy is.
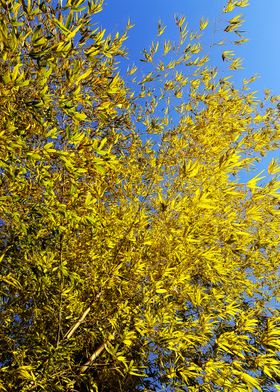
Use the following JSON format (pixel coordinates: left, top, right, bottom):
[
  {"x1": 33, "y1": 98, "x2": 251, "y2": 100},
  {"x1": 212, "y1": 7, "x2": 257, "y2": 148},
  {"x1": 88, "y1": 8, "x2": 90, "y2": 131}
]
[{"x1": 0, "y1": 0, "x2": 280, "y2": 391}]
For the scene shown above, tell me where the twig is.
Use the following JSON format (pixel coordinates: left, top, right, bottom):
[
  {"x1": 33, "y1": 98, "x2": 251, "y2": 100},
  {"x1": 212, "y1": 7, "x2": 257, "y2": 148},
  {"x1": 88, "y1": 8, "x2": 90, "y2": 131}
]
[
  {"x1": 79, "y1": 332, "x2": 115, "y2": 374},
  {"x1": 79, "y1": 341, "x2": 107, "y2": 374},
  {"x1": 56, "y1": 233, "x2": 64, "y2": 346},
  {"x1": 63, "y1": 291, "x2": 102, "y2": 340}
]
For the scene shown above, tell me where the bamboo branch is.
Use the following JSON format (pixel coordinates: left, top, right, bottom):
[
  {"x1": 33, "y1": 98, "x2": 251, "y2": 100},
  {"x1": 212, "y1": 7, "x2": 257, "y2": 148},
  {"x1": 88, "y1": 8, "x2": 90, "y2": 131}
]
[
  {"x1": 56, "y1": 233, "x2": 64, "y2": 346},
  {"x1": 64, "y1": 306, "x2": 91, "y2": 340},
  {"x1": 79, "y1": 341, "x2": 107, "y2": 374},
  {"x1": 63, "y1": 291, "x2": 102, "y2": 340},
  {"x1": 79, "y1": 332, "x2": 115, "y2": 374}
]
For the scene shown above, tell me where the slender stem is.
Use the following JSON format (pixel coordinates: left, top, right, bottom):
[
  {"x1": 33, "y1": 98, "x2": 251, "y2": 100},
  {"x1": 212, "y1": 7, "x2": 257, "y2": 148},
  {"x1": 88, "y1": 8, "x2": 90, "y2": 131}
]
[
  {"x1": 56, "y1": 233, "x2": 64, "y2": 346},
  {"x1": 79, "y1": 332, "x2": 115, "y2": 374},
  {"x1": 79, "y1": 341, "x2": 107, "y2": 374},
  {"x1": 63, "y1": 291, "x2": 102, "y2": 340},
  {"x1": 64, "y1": 305, "x2": 91, "y2": 340}
]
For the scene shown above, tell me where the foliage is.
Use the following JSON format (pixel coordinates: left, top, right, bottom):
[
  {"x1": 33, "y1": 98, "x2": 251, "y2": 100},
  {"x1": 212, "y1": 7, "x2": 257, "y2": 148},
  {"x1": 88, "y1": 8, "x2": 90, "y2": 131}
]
[{"x1": 0, "y1": 0, "x2": 280, "y2": 391}]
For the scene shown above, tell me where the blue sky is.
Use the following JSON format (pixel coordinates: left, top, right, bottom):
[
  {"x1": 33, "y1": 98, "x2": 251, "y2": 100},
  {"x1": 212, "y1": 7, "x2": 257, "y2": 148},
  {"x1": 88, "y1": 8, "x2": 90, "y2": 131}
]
[
  {"x1": 97, "y1": 0, "x2": 280, "y2": 94},
  {"x1": 96, "y1": 1, "x2": 280, "y2": 180}
]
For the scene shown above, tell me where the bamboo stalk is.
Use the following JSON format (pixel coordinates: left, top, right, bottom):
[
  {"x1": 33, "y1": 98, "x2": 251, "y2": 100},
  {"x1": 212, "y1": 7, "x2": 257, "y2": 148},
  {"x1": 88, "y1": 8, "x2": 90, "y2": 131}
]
[
  {"x1": 63, "y1": 291, "x2": 102, "y2": 340},
  {"x1": 79, "y1": 341, "x2": 107, "y2": 374}
]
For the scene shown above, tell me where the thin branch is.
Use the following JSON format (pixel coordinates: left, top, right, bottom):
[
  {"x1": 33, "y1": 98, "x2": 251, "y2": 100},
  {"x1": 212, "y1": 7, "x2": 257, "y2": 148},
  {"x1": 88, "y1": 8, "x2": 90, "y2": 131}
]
[
  {"x1": 63, "y1": 291, "x2": 102, "y2": 340},
  {"x1": 79, "y1": 332, "x2": 115, "y2": 374},
  {"x1": 56, "y1": 233, "x2": 64, "y2": 346},
  {"x1": 79, "y1": 341, "x2": 107, "y2": 374},
  {"x1": 64, "y1": 306, "x2": 91, "y2": 340}
]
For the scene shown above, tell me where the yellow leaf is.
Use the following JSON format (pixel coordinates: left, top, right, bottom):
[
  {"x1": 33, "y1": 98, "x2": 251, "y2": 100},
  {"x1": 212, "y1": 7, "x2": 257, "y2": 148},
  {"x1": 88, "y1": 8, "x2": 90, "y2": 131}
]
[
  {"x1": 75, "y1": 69, "x2": 92, "y2": 84},
  {"x1": 156, "y1": 288, "x2": 168, "y2": 294},
  {"x1": 199, "y1": 17, "x2": 209, "y2": 31},
  {"x1": 158, "y1": 20, "x2": 166, "y2": 37},
  {"x1": 74, "y1": 112, "x2": 87, "y2": 121}
]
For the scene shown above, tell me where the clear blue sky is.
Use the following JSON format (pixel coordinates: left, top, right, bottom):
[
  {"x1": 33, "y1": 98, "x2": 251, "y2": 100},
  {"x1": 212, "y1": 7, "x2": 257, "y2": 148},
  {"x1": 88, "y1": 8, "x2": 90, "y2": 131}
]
[
  {"x1": 96, "y1": 1, "x2": 280, "y2": 179},
  {"x1": 97, "y1": 0, "x2": 280, "y2": 94}
]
